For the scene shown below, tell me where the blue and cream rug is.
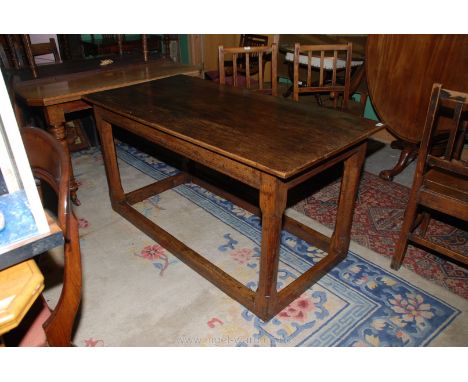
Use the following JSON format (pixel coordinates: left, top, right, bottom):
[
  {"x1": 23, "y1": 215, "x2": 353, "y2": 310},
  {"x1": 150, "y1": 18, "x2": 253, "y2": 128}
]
[{"x1": 42, "y1": 143, "x2": 467, "y2": 346}]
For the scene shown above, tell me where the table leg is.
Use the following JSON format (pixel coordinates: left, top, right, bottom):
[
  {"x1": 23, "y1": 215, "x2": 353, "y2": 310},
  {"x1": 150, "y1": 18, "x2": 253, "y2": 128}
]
[
  {"x1": 94, "y1": 112, "x2": 126, "y2": 206},
  {"x1": 328, "y1": 143, "x2": 367, "y2": 256},
  {"x1": 254, "y1": 173, "x2": 287, "y2": 320},
  {"x1": 44, "y1": 105, "x2": 80, "y2": 206}
]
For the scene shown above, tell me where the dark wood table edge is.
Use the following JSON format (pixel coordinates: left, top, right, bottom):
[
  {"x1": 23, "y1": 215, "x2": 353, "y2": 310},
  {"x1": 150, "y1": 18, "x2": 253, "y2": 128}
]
[{"x1": 12, "y1": 65, "x2": 201, "y2": 207}]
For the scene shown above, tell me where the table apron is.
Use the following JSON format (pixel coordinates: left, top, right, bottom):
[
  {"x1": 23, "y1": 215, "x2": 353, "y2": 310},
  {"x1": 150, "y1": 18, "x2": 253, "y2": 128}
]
[{"x1": 94, "y1": 106, "x2": 263, "y2": 189}]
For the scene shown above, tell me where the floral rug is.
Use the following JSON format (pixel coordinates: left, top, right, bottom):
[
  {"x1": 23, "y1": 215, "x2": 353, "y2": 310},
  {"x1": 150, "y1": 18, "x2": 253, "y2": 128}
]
[
  {"x1": 41, "y1": 143, "x2": 467, "y2": 347},
  {"x1": 293, "y1": 172, "x2": 468, "y2": 299}
]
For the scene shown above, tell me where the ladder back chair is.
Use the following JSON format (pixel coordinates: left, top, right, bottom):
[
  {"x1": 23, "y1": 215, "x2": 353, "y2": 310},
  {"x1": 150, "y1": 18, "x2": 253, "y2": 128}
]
[
  {"x1": 21, "y1": 127, "x2": 82, "y2": 346},
  {"x1": 391, "y1": 84, "x2": 468, "y2": 270},
  {"x1": 218, "y1": 43, "x2": 278, "y2": 96},
  {"x1": 21, "y1": 35, "x2": 60, "y2": 79},
  {"x1": 293, "y1": 42, "x2": 352, "y2": 110}
]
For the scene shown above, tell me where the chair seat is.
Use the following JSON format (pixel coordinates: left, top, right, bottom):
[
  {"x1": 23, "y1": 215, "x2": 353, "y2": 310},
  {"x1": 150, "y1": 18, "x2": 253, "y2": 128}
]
[
  {"x1": 423, "y1": 168, "x2": 468, "y2": 203},
  {"x1": 419, "y1": 168, "x2": 468, "y2": 222},
  {"x1": 285, "y1": 51, "x2": 363, "y2": 69}
]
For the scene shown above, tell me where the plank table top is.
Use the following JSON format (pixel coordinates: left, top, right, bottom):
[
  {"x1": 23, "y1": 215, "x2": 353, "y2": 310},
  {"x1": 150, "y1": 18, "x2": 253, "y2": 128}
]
[
  {"x1": 13, "y1": 57, "x2": 201, "y2": 107},
  {"x1": 84, "y1": 75, "x2": 380, "y2": 179}
]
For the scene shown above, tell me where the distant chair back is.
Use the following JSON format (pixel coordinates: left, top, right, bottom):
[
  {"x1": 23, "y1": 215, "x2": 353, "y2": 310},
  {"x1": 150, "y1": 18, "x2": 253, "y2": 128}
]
[
  {"x1": 29, "y1": 37, "x2": 60, "y2": 63},
  {"x1": 218, "y1": 43, "x2": 278, "y2": 96},
  {"x1": 293, "y1": 42, "x2": 352, "y2": 109},
  {"x1": 21, "y1": 35, "x2": 60, "y2": 78},
  {"x1": 391, "y1": 83, "x2": 468, "y2": 270}
]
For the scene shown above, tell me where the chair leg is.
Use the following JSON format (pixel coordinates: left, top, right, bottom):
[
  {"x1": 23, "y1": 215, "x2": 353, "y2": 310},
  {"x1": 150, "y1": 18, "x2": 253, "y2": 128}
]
[
  {"x1": 391, "y1": 196, "x2": 420, "y2": 270},
  {"x1": 43, "y1": 212, "x2": 82, "y2": 346}
]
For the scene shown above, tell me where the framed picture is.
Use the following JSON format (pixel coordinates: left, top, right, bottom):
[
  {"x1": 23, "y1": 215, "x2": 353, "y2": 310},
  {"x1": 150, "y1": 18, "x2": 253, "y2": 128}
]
[{"x1": 0, "y1": 74, "x2": 49, "y2": 256}]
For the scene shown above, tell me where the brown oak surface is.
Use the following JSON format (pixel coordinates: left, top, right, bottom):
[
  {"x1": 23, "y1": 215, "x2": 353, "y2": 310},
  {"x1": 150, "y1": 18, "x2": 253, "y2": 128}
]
[
  {"x1": 86, "y1": 74, "x2": 379, "y2": 321},
  {"x1": 366, "y1": 34, "x2": 468, "y2": 143},
  {"x1": 84, "y1": 75, "x2": 379, "y2": 179},
  {"x1": 14, "y1": 58, "x2": 201, "y2": 106}
]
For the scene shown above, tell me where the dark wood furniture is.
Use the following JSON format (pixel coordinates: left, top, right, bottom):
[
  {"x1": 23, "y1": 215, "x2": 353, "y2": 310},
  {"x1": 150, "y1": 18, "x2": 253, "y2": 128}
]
[
  {"x1": 218, "y1": 43, "x2": 278, "y2": 96},
  {"x1": 29, "y1": 37, "x2": 60, "y2": 62},
  {"x1": 84, "y1": 75, "x2": 381, "y2": 321},
  {"x1": 292, "y1": 43, "x2": 352, "y2": 110},
  {"x1": 0, "y1": 35, "x2": 61, "y2": 79},
  {"x1": 56, "y1": 34, "x2": 84, "y2": 61},
  {"x1": 205, "y1": 34, "x2": 269, "y2": 81},
  {"x1": 391, "y1": 84, "x2": 468, "y2": 270},
  {"x1": 22, "y1": 35, "x2": 60, "y2": 78},
  {"x1": 82, "y1": 34, "x2": 155, "y2": 62},
  {"x1": 12, "y1": 58, "x2": 201, "y2": 205},
  {"x1": 279, "y1": 35, "x2": 367, "y2": 101},
  {"x1": 22, "y1": 127, "x2": 82, "y2": 346},
  {"x1": 366, "y1": 34, "x2": 468, "y2": 181}
]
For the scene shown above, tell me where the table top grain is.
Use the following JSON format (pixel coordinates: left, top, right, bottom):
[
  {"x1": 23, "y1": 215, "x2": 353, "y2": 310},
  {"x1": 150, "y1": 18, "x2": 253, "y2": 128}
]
[
  {"x1": 85, "y1": 75, "x2": 381, "y2": 179},
  {"x1": 13, "y1": 57, "x2": 200, "y2": 107}
]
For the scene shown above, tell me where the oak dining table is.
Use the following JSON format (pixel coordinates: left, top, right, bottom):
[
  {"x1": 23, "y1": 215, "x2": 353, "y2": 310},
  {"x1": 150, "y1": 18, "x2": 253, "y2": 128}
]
[
  {"x1": 84, "y1": 75, "x2": 381, "y2": 321},
  {"x1": 12, "y1": 56, "x2": 201, "y2": 205}
]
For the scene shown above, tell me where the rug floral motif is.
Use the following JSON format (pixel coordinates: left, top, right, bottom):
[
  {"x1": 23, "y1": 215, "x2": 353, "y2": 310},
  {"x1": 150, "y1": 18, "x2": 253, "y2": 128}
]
[
  {"x1": 293, "y1": 172, "x2": 468, "y2": 299},
  {"x1": 109, "y1": 142, "x2": 461, "y2": 346}
]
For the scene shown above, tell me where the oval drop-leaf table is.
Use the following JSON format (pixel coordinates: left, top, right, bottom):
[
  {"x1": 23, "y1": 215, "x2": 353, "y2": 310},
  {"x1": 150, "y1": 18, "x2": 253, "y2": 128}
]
[{"x1": 366, "y1": 34, "x2": 468, "y2": 180}]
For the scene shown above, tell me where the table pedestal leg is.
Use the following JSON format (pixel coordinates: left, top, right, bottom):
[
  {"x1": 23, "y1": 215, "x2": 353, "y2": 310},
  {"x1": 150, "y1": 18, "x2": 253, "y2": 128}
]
[
  {"x1": 379, "y1": 140, "x2": 418, "y2": 181},
  {"x1": 44, "y1": 106, "x2": 80, "y2": 206}
]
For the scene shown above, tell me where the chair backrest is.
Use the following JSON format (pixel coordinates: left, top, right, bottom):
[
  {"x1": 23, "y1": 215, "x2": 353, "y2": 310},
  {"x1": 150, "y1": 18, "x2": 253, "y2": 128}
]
[
  {"x1": 218, "y1": 43, "x2": 278, "y2": 96},
  {"x1": 293, "y1": 42, "x2": 352, "y2": 109},
  {"x1": 19, "y1": 35, "x2": 60, "y2": 79},
  {"x1": 417, "y1": 83, "x2": 468, "y2": 180},
  {"x1": 29, "y1": 38, "x2": 60, "y2": 63},
  {"x1": 21, "y1": 127, "x2": 70, "y2": 233},
  {"x1": 21, "y1": 127, "x2": 82, "y2": 346}
]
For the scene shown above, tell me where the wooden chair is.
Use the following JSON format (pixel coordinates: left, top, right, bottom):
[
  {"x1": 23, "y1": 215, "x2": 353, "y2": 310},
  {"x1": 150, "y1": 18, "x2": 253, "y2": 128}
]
[
  {"x1": 29, "y1": 37, "x2": 60, "y2": 63},
  {"x1": 21, "y1": 35, "x2": 60, "y2": 78},
  {"x1": 292, "y1": 42, "x2": 352, "y2": 110},
  {"x1": 205, "y1": 34, "x2": 269, "y2": 81},
  {"x1": 391, "y1": 84, "x2": 468, "y2": 270},
  {"x1": 21, "y1": 127, "x2": 82, "y2": 346},
  {"x1": 218, "y1": 43, "x2": 278, "y2": 96}
]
